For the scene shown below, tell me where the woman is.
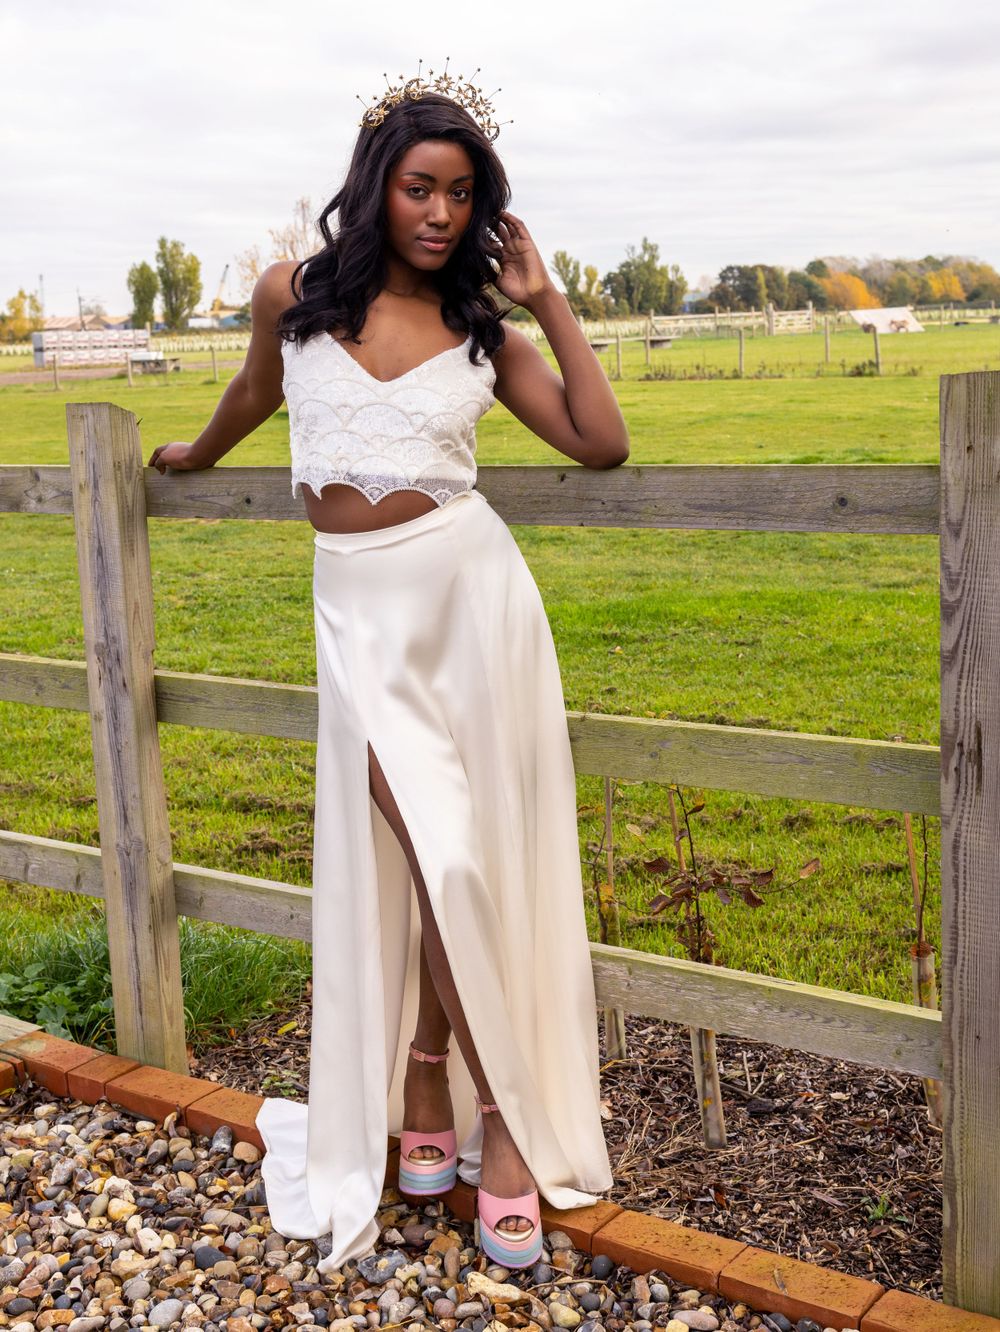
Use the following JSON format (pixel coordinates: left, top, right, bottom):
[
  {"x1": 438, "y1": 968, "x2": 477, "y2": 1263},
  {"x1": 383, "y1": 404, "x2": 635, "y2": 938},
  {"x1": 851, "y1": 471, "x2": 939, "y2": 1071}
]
[{"x1": 148, "y1": 77, "x2": 629, "y2": 1274}]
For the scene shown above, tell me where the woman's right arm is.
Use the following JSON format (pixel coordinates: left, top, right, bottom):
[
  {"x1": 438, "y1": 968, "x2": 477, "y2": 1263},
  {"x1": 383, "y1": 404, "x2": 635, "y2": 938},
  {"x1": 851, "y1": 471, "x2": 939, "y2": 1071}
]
[{"x1": 147, "y1": 260, "x2": 301, "y2": 473}]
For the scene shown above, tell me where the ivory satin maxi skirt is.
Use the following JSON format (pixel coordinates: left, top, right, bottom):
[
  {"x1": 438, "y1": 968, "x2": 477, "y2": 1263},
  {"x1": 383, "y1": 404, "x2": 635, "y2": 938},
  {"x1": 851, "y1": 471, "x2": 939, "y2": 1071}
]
[{"x1": 255, "y1": 487, "x2": 613, "y2": 1273}]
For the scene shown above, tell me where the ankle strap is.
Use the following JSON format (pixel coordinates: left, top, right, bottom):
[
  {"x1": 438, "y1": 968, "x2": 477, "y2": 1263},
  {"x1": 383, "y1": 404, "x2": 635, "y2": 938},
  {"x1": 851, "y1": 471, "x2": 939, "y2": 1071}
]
[
  {"x1": 475, "y1": 1093, "x2": 500, "y2": 1113},
  {"x1": 408, "y1": 1041, "x2": 449, "y2": 1063}
]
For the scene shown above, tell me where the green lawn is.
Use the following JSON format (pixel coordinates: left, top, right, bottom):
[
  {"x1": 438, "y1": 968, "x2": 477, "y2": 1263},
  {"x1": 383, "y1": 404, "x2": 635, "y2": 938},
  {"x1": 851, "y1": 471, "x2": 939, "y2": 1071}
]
[{"x1": 1, "y1": 323, "x2": 989, "y2": 1045}]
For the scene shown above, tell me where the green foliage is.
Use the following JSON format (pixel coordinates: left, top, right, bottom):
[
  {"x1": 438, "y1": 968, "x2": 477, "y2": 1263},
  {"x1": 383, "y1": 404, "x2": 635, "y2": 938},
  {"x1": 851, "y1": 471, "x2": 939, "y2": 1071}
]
[
  {"x1": 551, "y1": 250, "x2": 581, "y2": 306},
  {"x1": 602, "y1": 236, "x2": 684, "y2": 315},
  {"x1": 0, "y1": 897, "x2": 309, "y2": 1050},
  {"x1": 805, "y1": 258, "x2": 830, "y2": 278},
  {"x1": 155, "y1": 236, "x2": 202, "y2": 331},
  {"x1": 127, "y1": 260, "x2": 159, "y2": 329},
  {"x1": 787, "y1": 270, "x2": 829, "y2": 309}
]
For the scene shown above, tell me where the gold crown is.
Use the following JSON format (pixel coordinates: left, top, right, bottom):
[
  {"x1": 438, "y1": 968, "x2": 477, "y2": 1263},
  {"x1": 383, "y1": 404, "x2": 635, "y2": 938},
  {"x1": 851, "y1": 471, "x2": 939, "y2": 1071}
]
[{"x1": 356, "y1": 58, "x2": 511, "y2": 141}]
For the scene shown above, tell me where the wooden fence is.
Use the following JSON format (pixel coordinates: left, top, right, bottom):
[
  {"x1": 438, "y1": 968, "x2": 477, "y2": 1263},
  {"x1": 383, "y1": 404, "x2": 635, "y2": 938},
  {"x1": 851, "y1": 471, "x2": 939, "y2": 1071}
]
[{"x1": 0, "y1": 373, "x2": 998, "y2": 1310}]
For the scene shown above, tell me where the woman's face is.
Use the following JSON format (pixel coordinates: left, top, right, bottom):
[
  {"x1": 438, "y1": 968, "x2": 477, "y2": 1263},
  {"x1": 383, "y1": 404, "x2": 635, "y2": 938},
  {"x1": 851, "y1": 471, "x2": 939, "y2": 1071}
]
[{"x1": 384, "y1": 138, "x2": 475, "y2": 271}]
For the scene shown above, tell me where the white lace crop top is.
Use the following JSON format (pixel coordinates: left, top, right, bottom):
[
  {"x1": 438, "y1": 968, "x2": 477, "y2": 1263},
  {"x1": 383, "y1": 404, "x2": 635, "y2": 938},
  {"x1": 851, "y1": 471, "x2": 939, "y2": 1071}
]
[{"x1": 281, "y1": 328, "x2": 496, "y2": 505}]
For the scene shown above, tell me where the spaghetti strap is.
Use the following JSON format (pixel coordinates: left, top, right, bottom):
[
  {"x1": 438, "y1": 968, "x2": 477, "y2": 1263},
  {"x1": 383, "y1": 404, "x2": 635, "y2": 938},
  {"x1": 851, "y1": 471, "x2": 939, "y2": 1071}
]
[{"x1": 256, "y1": 489, "x2": 613, "y2": 1273}]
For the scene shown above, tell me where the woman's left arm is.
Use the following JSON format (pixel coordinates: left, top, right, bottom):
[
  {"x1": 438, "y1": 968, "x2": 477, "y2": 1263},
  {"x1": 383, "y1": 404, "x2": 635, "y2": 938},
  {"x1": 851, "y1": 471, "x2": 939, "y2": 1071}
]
[{"x1": 490, "y1": 211, "x2": 630, "y2": 469}]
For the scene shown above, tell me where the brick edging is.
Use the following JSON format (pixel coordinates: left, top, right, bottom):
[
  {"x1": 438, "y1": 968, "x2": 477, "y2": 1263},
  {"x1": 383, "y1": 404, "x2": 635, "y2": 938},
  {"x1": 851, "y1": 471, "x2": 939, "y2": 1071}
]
[{"x1": 1, "y1": 1032, "x2": 990, "y2": 1332}]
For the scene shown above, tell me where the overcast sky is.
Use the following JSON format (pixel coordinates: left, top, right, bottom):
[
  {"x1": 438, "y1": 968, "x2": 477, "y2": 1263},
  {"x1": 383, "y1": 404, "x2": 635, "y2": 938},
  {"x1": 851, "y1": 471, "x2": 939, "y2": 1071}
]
[{"x1": 4, "y1": 0, "x2": 998, "y2": 316}]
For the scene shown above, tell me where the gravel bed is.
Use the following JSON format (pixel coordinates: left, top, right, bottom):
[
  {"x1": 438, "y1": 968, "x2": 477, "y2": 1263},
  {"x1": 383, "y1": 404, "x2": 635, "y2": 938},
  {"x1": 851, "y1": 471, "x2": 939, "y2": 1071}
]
[
  {"x1": 2, "y1": 1079, "x2": 850, "y2": 1332},
  {"x1": 193, "y1": 1005, "x2": 942, "y2": 1296}
]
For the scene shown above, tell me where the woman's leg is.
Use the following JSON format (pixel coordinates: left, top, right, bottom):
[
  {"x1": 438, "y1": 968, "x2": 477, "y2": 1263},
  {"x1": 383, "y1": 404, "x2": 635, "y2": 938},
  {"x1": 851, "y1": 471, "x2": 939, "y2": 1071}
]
[{"x1": 368, "y1": 743, "x2": 536, "y2": 1234}]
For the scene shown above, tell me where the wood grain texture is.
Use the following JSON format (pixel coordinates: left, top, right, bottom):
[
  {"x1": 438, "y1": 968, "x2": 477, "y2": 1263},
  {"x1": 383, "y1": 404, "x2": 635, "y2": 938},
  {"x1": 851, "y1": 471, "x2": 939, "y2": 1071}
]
[
  {"x1": 938, "y1": 371, "x2": 1000, "y2": 1313},
  {"x1": 66, "y1": 402, "x2": 187, "y2": 1074},
  {"x1": 0, "y1": 829, "x2": 939, "y2": 1079},
  {"x1": 1, "y1": 462, "x2": 939, "y2": 533},
  {"x1": 0, "y1": 654, "x2": 939, "y2": 813}
]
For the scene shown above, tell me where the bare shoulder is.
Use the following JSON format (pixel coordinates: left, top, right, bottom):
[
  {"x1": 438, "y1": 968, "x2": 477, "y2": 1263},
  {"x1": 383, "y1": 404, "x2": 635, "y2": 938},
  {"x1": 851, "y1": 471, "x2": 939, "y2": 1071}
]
[
  {"x1": 253, "y1": 260, "x2": 304, "y2": 324},
  {"x1": 490, "y1": 320, "x2": 536, "y2": 364}
]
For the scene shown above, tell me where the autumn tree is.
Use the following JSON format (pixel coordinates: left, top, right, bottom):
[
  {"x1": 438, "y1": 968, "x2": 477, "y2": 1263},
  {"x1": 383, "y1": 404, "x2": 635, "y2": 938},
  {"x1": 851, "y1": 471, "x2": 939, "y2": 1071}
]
[
  {"x1": 127, "y1": 260, "x2": 159, "y2": 328},
  {"x1": 819, "y1": 271, "x2": 879, "y2": 310},
  {"x1": 155, "y1": 237, "x2": 202, "y2": 331},
  {"x1": 0, "y1": 288, "x2": 43, "y2": 342}
]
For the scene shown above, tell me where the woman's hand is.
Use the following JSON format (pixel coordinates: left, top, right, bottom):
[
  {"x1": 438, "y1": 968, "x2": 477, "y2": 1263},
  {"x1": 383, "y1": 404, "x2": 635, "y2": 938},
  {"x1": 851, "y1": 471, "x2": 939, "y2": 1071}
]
[
  {"x1": 491, "y1": 211, "x2": 558, "y2": 310},
  {"x1": 147, "y1": 442, "x2": 206, "y2": 474}
]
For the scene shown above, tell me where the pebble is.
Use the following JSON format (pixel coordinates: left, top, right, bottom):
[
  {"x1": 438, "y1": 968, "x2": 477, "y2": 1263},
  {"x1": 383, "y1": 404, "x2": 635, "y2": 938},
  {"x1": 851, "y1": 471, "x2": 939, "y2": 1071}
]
[
  {"x1": 671, "y1": 1312, "x2": 720, "y2": 1331},
  {"x1": 0, "y1": 1079, "x2": 816, "y2": 1332},
  {"x1": 148, "y1": 1299, "x2": 185, "y2": 1327}
]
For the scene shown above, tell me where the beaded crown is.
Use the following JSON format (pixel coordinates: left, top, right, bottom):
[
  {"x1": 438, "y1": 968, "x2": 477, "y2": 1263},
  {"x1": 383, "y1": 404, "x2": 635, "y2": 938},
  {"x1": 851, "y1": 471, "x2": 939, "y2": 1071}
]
[{"x1": 356, "y1": 58, "x2": 510, "y2": 141}]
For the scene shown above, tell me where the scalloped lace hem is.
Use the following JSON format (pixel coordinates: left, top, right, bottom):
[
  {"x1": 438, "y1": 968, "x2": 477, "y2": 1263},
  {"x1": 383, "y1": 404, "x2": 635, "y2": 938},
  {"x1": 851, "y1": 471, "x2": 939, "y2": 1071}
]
[{"x1": 292, "y1": 469, "x2": 475, "y2": 506}]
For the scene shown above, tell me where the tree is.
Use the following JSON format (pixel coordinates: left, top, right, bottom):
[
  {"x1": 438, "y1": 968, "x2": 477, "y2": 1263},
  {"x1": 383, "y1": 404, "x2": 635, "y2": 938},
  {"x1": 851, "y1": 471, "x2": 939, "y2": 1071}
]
[
  {"x1": 662, "y1": 263, "x2": 688, "y2": 315},
  {"x1": 0, "y1": 288, "x2": 43, "y2": 342},
  {"x1": 235, "y1": 197, "x2": 319, "y2": 300},
  {"x1": 805, "y1": 258, "x2": 830, "y2": 278},
  {"x1": 819, "y1": 271, "x2": 879, "y2": 310},
  {"x1": 155, "y1": 237, "x2": 202, "y2": 331},
  {"x1": 787, "y1": 270, "x2": 829, "y2": 309},
  {"x1": 127, "y1": 260, "x2": 159, "y2": 328},
  {"x1": 579, "y1": 264, "x2": 608, "y2": 319},
  {"x1": 925, "y1": 268, "x2": 965, "y2": 301},
  {"x1": 551, "y1": 250, "x2": 582, "y2": 310}
]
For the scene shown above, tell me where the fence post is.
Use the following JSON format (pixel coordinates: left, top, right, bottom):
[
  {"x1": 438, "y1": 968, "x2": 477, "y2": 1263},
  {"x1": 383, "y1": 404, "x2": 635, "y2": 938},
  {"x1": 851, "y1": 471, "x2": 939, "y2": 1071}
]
[
  {"x1": 738, "y1": 327, "x2": 745, "y2": 377},
  {"x1": 939, "y1": 370, "x2": 1000, "y2": 1314},
  {"x1": 66, "y1": 401, "x2": 188, "y2": 1074},
  {"x1": 872, "y1": 328, "x2": 881, "y2": 375},
  {"x1": 824, "y1": 316, "x2": 831, "y2": 364}
]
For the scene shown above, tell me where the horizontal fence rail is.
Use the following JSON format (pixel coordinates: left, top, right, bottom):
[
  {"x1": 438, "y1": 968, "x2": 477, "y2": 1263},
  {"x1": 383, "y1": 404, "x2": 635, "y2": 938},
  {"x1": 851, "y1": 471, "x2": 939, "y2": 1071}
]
[
  {"x1": 1, "y1": 462, "x2": 941, "y2": 533},
  {"x1": 0, "y1": 827, "x2": 942, "y2": 1082},
  {"x1": 0, "y1": 654, "x2": 940, "y2": 814}
]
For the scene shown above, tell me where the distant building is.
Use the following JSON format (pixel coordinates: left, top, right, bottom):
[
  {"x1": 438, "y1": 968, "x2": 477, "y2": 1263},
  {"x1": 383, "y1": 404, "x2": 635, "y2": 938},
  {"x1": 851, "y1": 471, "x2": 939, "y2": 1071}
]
[{"x1": 42, "y1": 313, "x2": 132, "y2": 331}]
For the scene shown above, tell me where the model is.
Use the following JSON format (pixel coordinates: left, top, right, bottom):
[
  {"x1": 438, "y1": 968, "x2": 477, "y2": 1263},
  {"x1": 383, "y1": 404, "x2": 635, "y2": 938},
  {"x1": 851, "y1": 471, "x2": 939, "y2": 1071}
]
[{"x1": 148, "y1": 62, "x2": 629, "y2": 1275}]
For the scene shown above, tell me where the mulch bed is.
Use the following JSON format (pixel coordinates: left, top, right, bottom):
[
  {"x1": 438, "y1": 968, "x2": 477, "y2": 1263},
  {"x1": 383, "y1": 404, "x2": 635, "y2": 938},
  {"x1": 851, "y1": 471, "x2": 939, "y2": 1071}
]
[{"x1": 191, "y1": 996, "x2": 942, "y2": 1298}]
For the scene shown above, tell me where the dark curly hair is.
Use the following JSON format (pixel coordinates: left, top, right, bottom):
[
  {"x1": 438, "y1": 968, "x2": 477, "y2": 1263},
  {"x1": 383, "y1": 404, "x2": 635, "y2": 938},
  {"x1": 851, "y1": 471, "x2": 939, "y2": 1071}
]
[{"x1": 276, "y1": 93, "x2": 512, "y2": 366}]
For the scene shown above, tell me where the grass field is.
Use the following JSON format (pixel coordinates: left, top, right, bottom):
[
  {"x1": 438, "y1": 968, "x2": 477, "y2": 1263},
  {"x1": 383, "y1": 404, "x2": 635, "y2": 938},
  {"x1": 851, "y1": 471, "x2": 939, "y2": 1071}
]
[{"x1": 1, "y1": 322, "x2": 993, "y2": 1046}]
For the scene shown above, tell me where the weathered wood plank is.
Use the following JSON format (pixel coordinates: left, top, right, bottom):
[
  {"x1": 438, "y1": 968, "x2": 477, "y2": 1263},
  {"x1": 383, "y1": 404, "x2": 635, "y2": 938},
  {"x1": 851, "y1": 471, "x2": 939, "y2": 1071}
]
[
  {"x1": 590, "y1": 942, "x2": 941, "y2": 1080},
  {"x1": 0, "y1": 830, "x2": 312, "y2": 939},
  {"x1": 0, "y1": 462, "x2": 940, "y2": 533},
  {"x1": 66, "y1": 402, "x2": 187, "y2": 1073},
  {"x1": 0, "y1": 1012, "x2": 41, "y2": 1042},
  {"x1": 0, "y1": 829, "x2": 940, "y2": 1079},
  {"x1": 0, "y1": 653, "x2": 940, "y2": 813},
  {"x1": 939, "y1": 370, "x2": 1000, "y2": 1313}
]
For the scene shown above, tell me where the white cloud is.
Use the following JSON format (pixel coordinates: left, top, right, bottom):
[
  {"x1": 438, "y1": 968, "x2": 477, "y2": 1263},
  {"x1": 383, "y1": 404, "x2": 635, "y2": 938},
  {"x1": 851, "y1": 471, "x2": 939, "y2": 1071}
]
[{"x1": 2, "y1": 0, "x2": 998, "y2": 315}]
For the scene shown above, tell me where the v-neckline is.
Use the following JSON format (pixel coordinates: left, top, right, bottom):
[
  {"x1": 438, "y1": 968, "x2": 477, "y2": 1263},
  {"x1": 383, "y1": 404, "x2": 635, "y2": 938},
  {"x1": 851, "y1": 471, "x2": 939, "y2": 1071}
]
[{"x1": 326, "y1": 332, "x2": 471, "y2": 385}]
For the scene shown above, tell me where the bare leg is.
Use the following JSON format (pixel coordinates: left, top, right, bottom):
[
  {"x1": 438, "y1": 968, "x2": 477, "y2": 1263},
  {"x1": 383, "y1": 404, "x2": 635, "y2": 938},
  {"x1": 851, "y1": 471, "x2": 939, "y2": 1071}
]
[{"x1": 368, "y1": 743, "x2": 535, "y2": 1234}]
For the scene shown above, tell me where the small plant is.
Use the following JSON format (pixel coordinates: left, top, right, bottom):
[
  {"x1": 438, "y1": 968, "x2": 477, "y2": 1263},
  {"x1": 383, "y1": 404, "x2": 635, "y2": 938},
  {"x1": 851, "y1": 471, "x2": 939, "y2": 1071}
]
[
  {"x1": 847, "y1": 359, "x2": 880, "y2": 377},
  {"x1": 0, "y1": 962, "x2": 114, "y2": 1044},
  {"x1": 864, "y1": 1191, "x2": 907, "y2": 1225}
]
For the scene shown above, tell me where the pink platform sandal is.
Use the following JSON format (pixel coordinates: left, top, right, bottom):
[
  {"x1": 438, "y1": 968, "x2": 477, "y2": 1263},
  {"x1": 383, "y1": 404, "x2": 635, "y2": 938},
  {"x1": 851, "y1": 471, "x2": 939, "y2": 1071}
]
[
  {"x1": 474, "y1": 1093, "x2": 543, "y2": 1268},
  {"x1": 397, "y1": 1042, "x2": 458, "y2": 1198}
]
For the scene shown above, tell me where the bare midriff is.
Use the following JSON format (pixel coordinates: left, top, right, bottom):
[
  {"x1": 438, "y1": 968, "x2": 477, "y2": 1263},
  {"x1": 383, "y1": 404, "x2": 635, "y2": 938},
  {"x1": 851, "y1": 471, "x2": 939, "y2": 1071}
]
[{"x1": 303, "y1": 483, "x2": 441, "y2": 534}]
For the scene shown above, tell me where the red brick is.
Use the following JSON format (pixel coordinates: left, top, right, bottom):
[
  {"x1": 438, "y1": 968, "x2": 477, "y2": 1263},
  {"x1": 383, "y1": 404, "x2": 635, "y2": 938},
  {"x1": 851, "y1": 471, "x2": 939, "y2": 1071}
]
[
  {"x1": 0, "y1": 1032, "x2": 101, "y2": 1097},
  {"x1": 720, "y1": 1244, "x2": 884, "y2": 1330},
  {"x1": 591, "y1": 1210, "x2": 747, "y2": 1290},
  {"x1": 862, "y1": 1290, "x2": 1000, "y2": 1332},
  {"x1": 440, "y1": 1180, "x2": 477, "y2": 1223},
  {"x1": 104, "y1": 1064, "x2": 220, "y2": 1123},
  {"x1": 185, "y1": 1087, "x2": 266, "y2": 1153},
  {"x1": 540, "y1": 1199, "x2": 623, "y2": 1253},
  {"x1": 0, "y1": 1060, "x2": 17, "y2": 1092},
  {"x1": 2, "y1": 1054, "x2": 26, "y2": 1084},
  {"x1": 67, "y1": 1054, "x2": 141, "y2": 1104}
]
